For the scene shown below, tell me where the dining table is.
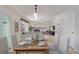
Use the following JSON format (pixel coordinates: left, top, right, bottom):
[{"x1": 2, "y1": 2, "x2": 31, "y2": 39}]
[{"x1": 13, "y1": 39, "x2": 49, "y2": 54}]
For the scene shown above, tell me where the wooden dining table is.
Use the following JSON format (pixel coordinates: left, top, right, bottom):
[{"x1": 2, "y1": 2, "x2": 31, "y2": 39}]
[{"x1": 13, "y1": 39, "x2": 49, "y2": 54}]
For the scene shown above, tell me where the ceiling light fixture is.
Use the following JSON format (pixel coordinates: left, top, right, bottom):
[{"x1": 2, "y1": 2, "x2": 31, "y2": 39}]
[{"x1": 34, "y1": 5, "x2": 38, "y2": 19}]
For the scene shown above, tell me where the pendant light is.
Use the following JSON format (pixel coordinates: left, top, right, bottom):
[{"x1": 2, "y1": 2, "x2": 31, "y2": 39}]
[{"x1": 34, "y1": 5, "x2": 38, "y2": 19}]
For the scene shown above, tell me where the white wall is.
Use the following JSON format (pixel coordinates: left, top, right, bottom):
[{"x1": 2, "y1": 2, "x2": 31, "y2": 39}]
[
  {"x1": 64, "y1": 7, "x2": 79, "y2": 52},
  {"x1": 73, "y1": 7, "x2": 79, "y2": 52},
  {"x1": 54, "y1": 10, "x2": 76, "y2": 53},
  {"x1": 0, "y1": 6, "x2": 20, "y2": 35},
  {"x1": 0, "y1": 6, "x2": 30, "y2": 35},
  {"x1": 0, "y1": 6, "x2": 30, "y2": 52},
  {"x1": 54, "y1": 6, "x2": 79, "y2": 53}
]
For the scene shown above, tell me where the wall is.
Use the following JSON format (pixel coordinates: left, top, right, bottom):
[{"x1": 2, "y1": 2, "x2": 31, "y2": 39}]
[
  {"x1": 0, "y1": 6, "x2": 30, "y2": 35},
  {"x1": 0, "y1": 6, "x2": 30, "y2": 53},
  {"x1": 54, "y1": 9, "x2": 76, "y2": 53},
  {"x1": 73, "y1": 7, "x2": 79, "y2": 52},
  {"x1": 54, "y1": 6, "x2": 79, "y2": 53}
]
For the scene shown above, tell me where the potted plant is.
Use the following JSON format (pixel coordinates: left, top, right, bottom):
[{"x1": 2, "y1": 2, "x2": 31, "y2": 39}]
[{"x1": 29, "y1": 25, "x2": 32, "y2": 32}]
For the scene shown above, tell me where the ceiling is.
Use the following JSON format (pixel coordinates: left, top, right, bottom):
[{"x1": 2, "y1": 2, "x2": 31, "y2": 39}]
[{"x1": 8, "y1": 5, "x2": 75, "y2": 21}]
